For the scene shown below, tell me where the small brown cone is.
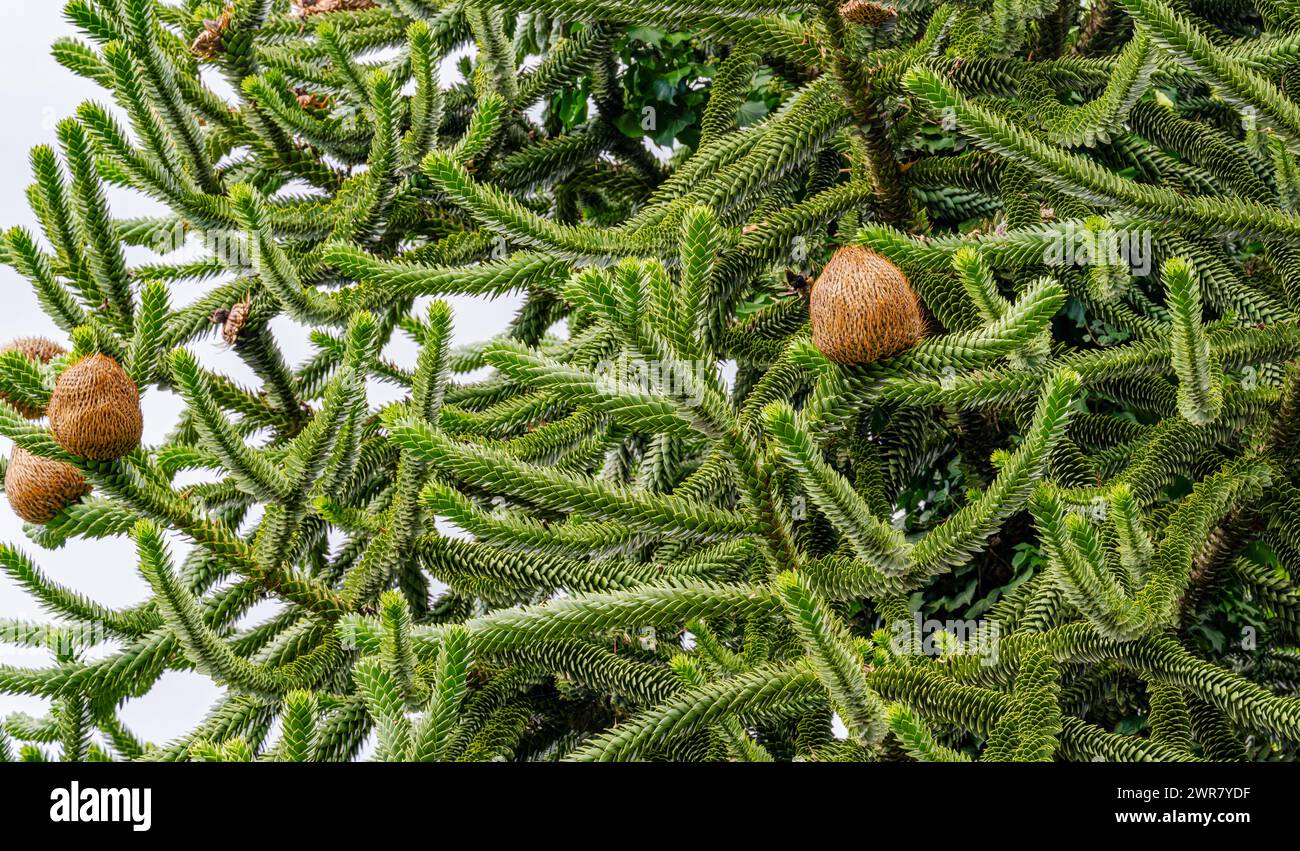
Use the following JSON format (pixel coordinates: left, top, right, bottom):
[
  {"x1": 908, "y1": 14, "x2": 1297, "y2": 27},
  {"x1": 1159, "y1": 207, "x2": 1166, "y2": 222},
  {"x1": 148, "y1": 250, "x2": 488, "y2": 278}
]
[
  {"x1": 222, "y1": 297, "x2": 251, "y2": 346},
  {"x1": 809, "y1": 246, "x2": 926, "y2": 365},
  {"x1": 5, "y1": 446, "x2": 90, "y2": 524},
  {"x1": 191, "y1": 9, "x2": 232, "y2": 60},
  {"x1": 838, "y1": 0, "x2": 899, "y2": 27},
  {"x1": 1, "y1": 337, "x2": 66, "y2": 419},
  {"x1": 293, "y1": 0, "x2": 377, "y2": 15},
  {"x1": 47, "y1": 354, "x2": 143, "y2": 460}
]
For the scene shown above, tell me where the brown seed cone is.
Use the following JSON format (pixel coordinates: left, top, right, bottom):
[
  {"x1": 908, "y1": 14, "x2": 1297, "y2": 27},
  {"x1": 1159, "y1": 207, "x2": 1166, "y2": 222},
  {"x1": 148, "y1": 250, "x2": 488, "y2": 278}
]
[
  {"x1": 810, "y1": 246, "x2": 926, "y2": 365},
  {"x1": 47, "y1": 354, "x2": 143, "y2": 460},
  {"x1": 191, "y1": 10, "x2": 232, "y2": 60},
  {"x1": 0, "y1": 337, "x2": 67, "y2": 419},
  {"x1": 222, "y1": 299, "x2": 251, "y2": 346},
  {"x1": 5, "y1": 446, "x2": 90, "y2": 524},
  {"x1": 838, "y1": 0, "x2": 899, "y2": 27},
  {"x1": 6, "y1": 337, "x2": 66, "y2": 363},
  {"x1": 293, "y1": 0, "x2": 377, "y2": 15}
]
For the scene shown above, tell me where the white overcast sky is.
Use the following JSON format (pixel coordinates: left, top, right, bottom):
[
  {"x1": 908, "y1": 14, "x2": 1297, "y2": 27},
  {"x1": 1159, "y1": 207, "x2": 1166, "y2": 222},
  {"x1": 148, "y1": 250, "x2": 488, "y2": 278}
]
[{"x1": 0, "y1": 5, "x2": 521, "y2": 750}]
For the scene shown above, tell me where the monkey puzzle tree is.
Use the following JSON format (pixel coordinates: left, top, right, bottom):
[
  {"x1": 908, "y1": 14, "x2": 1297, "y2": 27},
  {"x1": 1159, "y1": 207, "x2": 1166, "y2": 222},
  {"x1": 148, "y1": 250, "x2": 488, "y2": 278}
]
[{"x1": 1, "y1": 0, "x2": 1299, "y2": 762}]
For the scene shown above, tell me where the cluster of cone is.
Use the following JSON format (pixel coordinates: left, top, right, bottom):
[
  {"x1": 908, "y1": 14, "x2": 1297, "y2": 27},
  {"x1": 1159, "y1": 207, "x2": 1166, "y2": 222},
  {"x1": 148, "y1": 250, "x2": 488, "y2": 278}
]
[
  {"x1": 2, "y1": 339, "x2": 142, "y2": 524},
  {"x1": 809, "y1": 245, "x2": 927, "y2": 365},
  {"x1": 0, "y1": 249, "x2": 915, "y2": 524}
]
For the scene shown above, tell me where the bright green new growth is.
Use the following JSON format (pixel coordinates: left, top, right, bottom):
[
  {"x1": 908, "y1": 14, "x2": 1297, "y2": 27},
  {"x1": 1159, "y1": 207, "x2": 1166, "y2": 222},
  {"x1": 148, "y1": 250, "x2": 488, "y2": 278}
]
[
  {"x1": 0, "y1": 0, "x2": 1298, "y2": 762},
  {"x1": 1163, "y1": 257, "x2": 1224, "y2": 426}
]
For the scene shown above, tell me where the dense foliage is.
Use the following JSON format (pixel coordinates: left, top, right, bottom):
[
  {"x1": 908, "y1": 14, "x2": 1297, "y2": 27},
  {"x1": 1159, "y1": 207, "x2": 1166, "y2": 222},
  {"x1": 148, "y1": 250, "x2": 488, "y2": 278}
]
[{"x1": 2, "y1": 0, "x2": 1300, "y2": 762}]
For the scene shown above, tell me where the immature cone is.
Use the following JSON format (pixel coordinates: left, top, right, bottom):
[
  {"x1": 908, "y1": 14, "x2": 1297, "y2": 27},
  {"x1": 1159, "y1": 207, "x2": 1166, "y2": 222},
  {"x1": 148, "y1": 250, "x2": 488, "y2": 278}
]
[
  {"x1": 47, "y1": 354, "x2": 143, "y2": 460},
  {"x1": 809, "y1": 245, "x2": 926, "y2": 365},
  {"x1": 0, "y1": 337, "x2": 66, "y2": 419},
  {"x1": 5, "y1": 446, "x2": 89, "y2": 524}
]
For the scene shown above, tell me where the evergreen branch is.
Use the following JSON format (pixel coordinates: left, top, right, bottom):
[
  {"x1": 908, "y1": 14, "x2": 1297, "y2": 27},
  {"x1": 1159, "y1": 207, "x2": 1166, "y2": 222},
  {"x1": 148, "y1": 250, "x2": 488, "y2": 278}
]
[
  {"x1": 775, "y1": 572, "x2": 888, "y2": 747},
  {"x1": 1163, "y1": 257, "x2": 1224, "y2": 426}
]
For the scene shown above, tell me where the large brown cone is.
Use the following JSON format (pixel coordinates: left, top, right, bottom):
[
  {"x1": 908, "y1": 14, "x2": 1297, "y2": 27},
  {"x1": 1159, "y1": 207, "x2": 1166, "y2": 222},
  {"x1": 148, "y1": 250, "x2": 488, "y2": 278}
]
[
  {"x1": 47, "y1": 354, "x2": 143, "y2": 460},
  {"x1": 5, "y1": 445, "x2": 89, "y2": 524},
  {"x1": 810, "y1": 245, "x2": 926, "y2": 365},
  {"x1": 1, "y1": 337, "x2": 67, "y2": 419}
]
